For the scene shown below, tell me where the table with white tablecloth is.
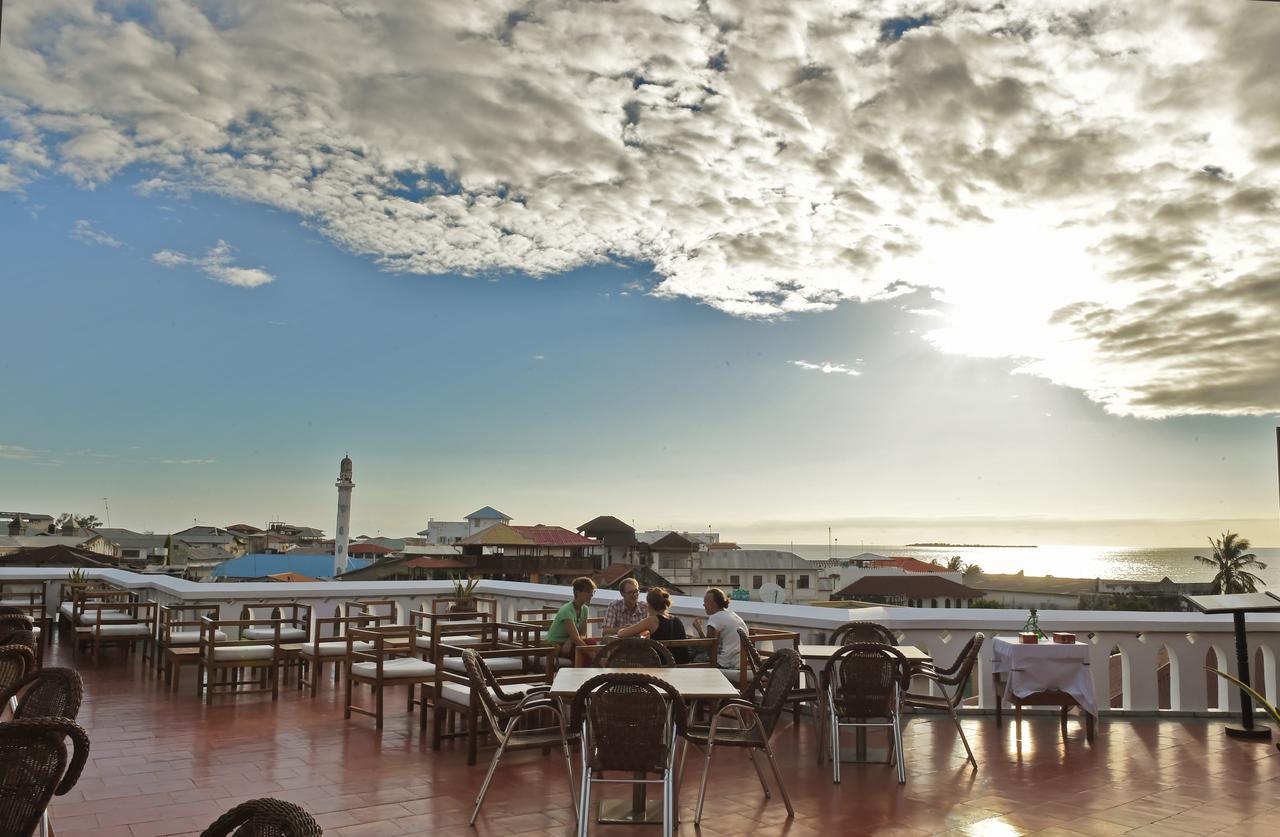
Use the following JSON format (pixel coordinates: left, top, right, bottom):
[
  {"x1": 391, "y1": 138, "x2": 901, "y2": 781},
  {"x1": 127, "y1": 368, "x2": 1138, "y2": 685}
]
[{"x1": 992, "y1": 637, "x2": 1097, "y2": 741}]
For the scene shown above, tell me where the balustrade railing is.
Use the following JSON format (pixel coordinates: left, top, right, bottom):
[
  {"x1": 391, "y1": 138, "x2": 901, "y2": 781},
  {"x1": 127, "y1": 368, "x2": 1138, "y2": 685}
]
[{"x1": 5, "y1": 565, "x2": 1277, "y2": 716}]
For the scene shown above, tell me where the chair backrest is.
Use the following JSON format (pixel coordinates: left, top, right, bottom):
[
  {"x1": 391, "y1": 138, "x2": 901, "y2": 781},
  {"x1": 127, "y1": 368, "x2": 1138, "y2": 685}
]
[
  {"x1": 829, "y1": 621, "x2": 897, "y2": 646},
  {"x1": 0, "y1": 628, "x2": 37, "y2": 654},
  {"x1": 0, "y1": 614, "x2": 34, "y2": 632},
  {"x1": 0, "y1": 606, "x2": 31, "y2": 618},
  {"x1": 746, "y1": 648, "x2": 801, "y2": 736},
  {"x1": 571, "y1": 673, "x2": 687, "y2": 774},
  {"x1": 459, "y1": 649, "x2": 525, "y2": 730},
  {"x1": 736, "y1": 628, "x2": 763, "y2": 679},
  {"x1": 199, "y1": 797, "x2": 323, "y2": 837},
  {"x1": 0, "y1": 718, "x2": 91, "y2": 837},
  {"x1": 0, "y1": 644, "x2": 37, "y2": 696},
  {"x1": 2, "y1": 667, "x2": 85, "y2": 721},
  {"x1": 939, "y1": 633, "x2": 984, "y2": 707},
  {"x1": 594, "y1": 637, "x2": 675, "y2": 668},
  {"x1": 825, "y1": 643, "x2": 908, "y2": 718}
]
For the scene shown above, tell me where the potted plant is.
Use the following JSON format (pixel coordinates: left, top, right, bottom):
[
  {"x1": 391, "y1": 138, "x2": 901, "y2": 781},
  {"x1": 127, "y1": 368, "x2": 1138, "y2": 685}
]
[
  {"x1": 450, "y1": 576, "x2": 480, "y2": 612},
  {"x1": 1208, "y1": 667, "x2": 1280, "y2": 751},
  {"x1": 67, "y1": 568, "x2": 89, "y2": 585}
]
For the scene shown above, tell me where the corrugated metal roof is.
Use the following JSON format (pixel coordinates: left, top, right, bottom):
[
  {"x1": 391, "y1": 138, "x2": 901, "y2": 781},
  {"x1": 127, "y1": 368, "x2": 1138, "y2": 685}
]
[
  {"x1": 700, "y1": 550, "x2": 817, "y2": 570},
  {"x1": 211, "y1": 553, "x2": 372, "y2": 579},
  {"x1": 836, "y1": 575, "x2": 981, "y2": 598},
  {"x1": 466, "y1": 506, "x2": 511, "y2": 520}
]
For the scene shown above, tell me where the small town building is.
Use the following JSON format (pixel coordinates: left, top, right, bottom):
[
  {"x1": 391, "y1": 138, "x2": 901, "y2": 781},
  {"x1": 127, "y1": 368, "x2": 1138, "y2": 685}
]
[{"x1": 833, "y1": 575, "x2": 983, "y2": 608}]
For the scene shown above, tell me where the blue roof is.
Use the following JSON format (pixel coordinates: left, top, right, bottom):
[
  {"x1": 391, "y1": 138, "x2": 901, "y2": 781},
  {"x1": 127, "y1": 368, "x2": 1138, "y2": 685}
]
[
  {"x1": 211, "y1": 553, "x2": 373, "y2": 579},
  {"x1": 466, "y1": 506, "x2": 510, "y2": 520}
]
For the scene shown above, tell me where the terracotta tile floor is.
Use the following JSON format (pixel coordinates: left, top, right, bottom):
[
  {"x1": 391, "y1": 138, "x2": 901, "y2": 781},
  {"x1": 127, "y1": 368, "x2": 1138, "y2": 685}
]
[{"x1": 40, "y1": 643, "x2": 1280, "y2": 836}]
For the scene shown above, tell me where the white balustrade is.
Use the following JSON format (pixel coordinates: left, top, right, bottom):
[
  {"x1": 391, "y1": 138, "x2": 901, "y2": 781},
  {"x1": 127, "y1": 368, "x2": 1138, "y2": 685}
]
[{"x1": 5, "y1": 566, "x2": 1277, "y2": 717}]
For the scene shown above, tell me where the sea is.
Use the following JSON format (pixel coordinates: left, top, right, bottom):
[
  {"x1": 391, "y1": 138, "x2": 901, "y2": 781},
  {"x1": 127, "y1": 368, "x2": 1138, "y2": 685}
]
[{"x1": 742, "y1": 543, "x2": 1280, "y2": 588}]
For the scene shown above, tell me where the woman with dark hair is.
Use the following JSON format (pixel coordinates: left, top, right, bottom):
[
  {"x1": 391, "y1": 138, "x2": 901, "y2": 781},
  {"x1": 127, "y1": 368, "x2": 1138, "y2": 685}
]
[{"x1": 617, "y1": 587, "x2": 690, "y2": 663}]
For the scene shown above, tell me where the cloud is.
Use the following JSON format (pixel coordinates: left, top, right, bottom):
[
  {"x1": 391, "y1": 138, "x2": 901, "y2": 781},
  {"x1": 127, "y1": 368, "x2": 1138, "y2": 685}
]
[
  {"x1": 3, "y1": 2, "x2": 1280, "y2": 416},
  {"x1": 158, "y1": 458, "x2": 217, "y2": 466},
  {"x1": 790, "y1": 360, "x2": 860, "y2": 377},
  {"x1": 0, "y1": 444, "x2": 40, "y2": 461},
  {"x1": 70, "y1": 219, "x2": 123, "y2": 248},
  {"x1": 151, "y1": 240, "x2": 275, "y2": 288}
]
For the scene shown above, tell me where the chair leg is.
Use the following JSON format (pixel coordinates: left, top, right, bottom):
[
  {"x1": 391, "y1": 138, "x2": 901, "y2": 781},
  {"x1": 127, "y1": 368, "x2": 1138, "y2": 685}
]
[
  {"x1": 375, "y1": 685, "x2": 384, "y2": 730},
  {"x1": 576, "y1": 753, "x2": 591, "y2": 837},
  {"x1": 892, "y1": 713, "x2": 906, "y2": 785},
  {"x1": 745, "y1": 749, "x2": 771, "y2": 799},
  {"x1": 830, "y1": 704, "x2": 841, "y2": 784},
  {"x1": 950, "y1": 704, "x2": 977, "y2": 768},
  {"x1": 694, "y1": 740, "x2": 714, "y2": 825},
  {"x1": 470, "y1": 737, "x2": 508, "y2": 825},
  {"x1": 761, "y1": 741, "x2": 794, "y2": 817},
  {"x1": 344, "y1": 673, "x2": 354, "y2": 719}
]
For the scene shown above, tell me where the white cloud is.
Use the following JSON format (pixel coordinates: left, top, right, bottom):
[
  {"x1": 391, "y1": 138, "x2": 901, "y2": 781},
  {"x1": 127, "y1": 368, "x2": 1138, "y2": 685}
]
[
  {"x1": 0, "y1": 444, "x2": 40, "y2": 461},
  {"x1": 158, "y1": 458, "x2": 217, "y2": 465},
  {"x1": 3, "y1": 2, "x2": 1279, "y2": 415},
  {"x1": 790, "y1": 360, "x2": 860, "y2": 377},
  {"x1": 70, "y1": 219, "x2": 123, "y2": 247},
  {"x1": 151, "y1": 240, "x2": 275, "y2": 288}
]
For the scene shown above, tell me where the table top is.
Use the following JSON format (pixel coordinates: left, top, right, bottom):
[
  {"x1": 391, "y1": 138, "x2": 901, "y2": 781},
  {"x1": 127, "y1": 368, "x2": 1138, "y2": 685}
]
[
  {"x1": 797, "y1": 644, "x2": 931, "y2": 661},
  {"x1": 1183, "y1": 592, "x2": 1280, "y2": 614},
  {"x1": 549, "y1": 667, "x2": 740, "y2": 699},
  {"x1": 992, "y1": 637, "x2": 1089, "y2": 657}
]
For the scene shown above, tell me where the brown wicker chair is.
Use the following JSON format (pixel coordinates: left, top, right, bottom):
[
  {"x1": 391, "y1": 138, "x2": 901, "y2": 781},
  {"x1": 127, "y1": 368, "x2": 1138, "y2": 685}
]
[
  {"x1": 460, "y1": 650, "x2": 577, "y2": 825},
  {"x1": 1, "y1": 667, "x2": 85, "y2": 721},
  {"x1": 685, "y1": 649, "x2": 800, "y2": 824},
  {"x1": 199, "y1": 797, "x2": 323, "y2": 836},
  {"x1": 903, "y1": 632, "x2": 983, "y2": 768},
  {"x1": 1, "y1": 644, "x2": 37, "y2": 717},
  {"x1": 736, "y1": 628, "x2": 825, "y2": 761},
  {"x1": 0, "y1": 718, "x2": 91, "y2": 837},
  {"x1": 570, "y1": 673, "x2": 687, "y2": 837},
  {"x1": 594, "y1": 637, "x2": 676, "y2": 668},
  {"x1": 829, "y1": 620, "x2": 898, "y2": 646},
  {"x1": 825, "y1": 643, "x2": 910, "y2": 784},
  {"x1": 1, "y1": 613, "x2": 44, "y2": 667}
]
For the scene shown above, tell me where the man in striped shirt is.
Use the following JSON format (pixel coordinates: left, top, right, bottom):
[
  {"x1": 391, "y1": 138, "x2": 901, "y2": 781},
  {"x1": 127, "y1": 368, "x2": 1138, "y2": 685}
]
[{"x1": 601, "y1": 577, "x2": 649, "y2": 635}]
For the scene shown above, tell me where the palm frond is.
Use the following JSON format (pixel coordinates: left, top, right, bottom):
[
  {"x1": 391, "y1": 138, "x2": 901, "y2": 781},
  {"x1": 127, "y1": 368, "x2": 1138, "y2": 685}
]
[
  {"x1": 1193, "y1": 554, "x2": 1218, "y2": 567},
  {"x1": 1207, "y1": 667, "x2": 1280, "y2": 726}
]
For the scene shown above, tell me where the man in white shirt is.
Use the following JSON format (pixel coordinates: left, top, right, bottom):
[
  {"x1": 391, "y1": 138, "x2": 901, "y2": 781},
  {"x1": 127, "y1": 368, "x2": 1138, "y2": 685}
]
[{"x1": 693, "y1": 588, "x2": 747, "y2": 670}]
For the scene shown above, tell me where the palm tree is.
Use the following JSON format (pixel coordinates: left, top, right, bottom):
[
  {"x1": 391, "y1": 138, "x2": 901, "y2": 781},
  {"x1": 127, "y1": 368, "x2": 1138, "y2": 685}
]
[
  {"x1": 946, "y1": 555, "x2": 965, "y2": 572},
  {"x1": 1194, "y1": 532, "x2": 1267, "y2": 594}
]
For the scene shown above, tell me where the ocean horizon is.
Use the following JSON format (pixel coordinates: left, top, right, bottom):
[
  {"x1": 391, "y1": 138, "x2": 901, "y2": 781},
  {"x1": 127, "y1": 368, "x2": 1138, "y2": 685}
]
[{"x1": 742, "y1": 543, "x2": 1280, "y2": 588}]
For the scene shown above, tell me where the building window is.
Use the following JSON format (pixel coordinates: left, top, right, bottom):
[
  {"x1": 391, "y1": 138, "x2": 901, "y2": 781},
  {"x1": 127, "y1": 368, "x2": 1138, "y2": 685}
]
[
  {"x1": 122, "y1": 549, "x2": 140, "y2": 558},
  {"x1": 797, "y1": 575, "x2": 809, "y2": 589},
  {"x1": 752, "y1": 575, "x2": 763, "y2": 589},
  {"x1": 775, "y1": 574, "x2": 785, "y2": 588},
  {"x1": 945, "y1": 598, "x2": 952, "y2": 608},
  {"x1": 729, "y1": 575, "x2": 740, "y2": 588}
]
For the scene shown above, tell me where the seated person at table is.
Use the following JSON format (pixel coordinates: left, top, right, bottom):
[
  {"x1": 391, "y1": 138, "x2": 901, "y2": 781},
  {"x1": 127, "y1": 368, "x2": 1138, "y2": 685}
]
[
  {"x1": 692, "y1": 588, "x2": 747, "y2": 671},
  {"x1": 545, "y1": 576, "x2": 597, "y2": 660},
  {"x1": 602, "y1": 578, "x2": 649, "y2": 636},
  {"x1": 617, "y1": 587, "x2": 690, "y2": 664}
]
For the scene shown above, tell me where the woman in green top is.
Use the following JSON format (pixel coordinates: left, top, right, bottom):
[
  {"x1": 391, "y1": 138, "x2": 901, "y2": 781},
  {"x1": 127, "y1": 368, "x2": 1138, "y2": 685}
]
[{"x1": 546, "y1": 576, "x2": 597, "y2": 659}]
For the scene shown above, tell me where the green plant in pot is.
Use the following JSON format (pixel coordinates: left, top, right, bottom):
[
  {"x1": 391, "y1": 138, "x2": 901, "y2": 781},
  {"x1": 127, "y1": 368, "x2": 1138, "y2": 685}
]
[
  {"x1": 450, "y1": 576, "x2": 480, "y2": 612},
  {"x1": 1208, "y1": 666, "x2": 1280, "y2": 751},
  {"x1": 67, "y1": 568, "x2": 89, "y2": 585}
]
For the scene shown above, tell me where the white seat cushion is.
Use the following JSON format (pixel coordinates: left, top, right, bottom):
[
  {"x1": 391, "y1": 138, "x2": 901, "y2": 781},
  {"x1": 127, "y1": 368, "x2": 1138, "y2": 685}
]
[
  {"x1": 0, "y1": 599, "x2": 39, "y2": 608},
  {"x1": 302, "y1": 640, "x2": 374, "y2": 657},
  {"x1": 439, "y1": 681, "x2": 537, "y2": 708},
  {"x1": 166, "y1": 630, "x2": 228, "y2": 644},
  {"x1": 89, "y1": 622, "x2": 152, "y2": 637},
  {"x1": 350, "y1": 658, "x2": 436, "y2": 679},
  {"x1": 211, "y1": 644, "x2": 277, "y2": 662},
  {"x1": 442, "y1": 656, "x2": 525, "y2": 674},
  {"x1": 66, "y1": 606, "x2": 136, "y2": 624},
  {"x1": 243, "y1": 626, "x2": 307, "y2": 642},
  {"x1": 415, "y1": 634, "x2": 483, "y2": 650}
]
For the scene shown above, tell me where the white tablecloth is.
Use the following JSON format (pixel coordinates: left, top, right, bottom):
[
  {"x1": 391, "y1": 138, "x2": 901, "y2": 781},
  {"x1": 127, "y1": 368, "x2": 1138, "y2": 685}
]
[{"x1": 992, "y1": 637, "x2": 1097, "y2": 717}]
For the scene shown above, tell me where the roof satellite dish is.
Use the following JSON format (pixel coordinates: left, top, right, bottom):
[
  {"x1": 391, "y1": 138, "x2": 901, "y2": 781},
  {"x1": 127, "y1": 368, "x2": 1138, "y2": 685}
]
[{"x1": 758, "y1": 582, "x2": 786, "y2": 604}]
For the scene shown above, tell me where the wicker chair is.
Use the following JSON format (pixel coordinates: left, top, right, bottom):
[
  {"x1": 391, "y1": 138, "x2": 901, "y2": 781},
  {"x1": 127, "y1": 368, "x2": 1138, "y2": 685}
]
[
  {"x1": 828, "y1": 620, "x2": 898, "y2": 646},
  {"x1": 825, "y1": 643, "x2": 910, "y2": 784},
  {"x1": 199, "y1": 798, "x2": 323, "y2": 836},
  {"x1": 903, "y1": 633, "x2": 983, "y2": 768},
  {"x1": 1, "y1": 667, "x2": 85, "y2": 721},
  {"x1": 0, "y1": 718, "x2": 91, "y2": 837},
  {"x1": 594, "y1": 637, "x2": 676, "y2": 668},
  {"x1": 461, "y1": 650, "x2": 578, "y2": 826},
  {"x1": 736, "y1": 628, "x2": 826, "y2": 762},
  {"x1": 570, "y1": 673, "x2": 687, "y2": 837},
  {"x1": 1, "y1": 613, "x2": 45, "y2": 668},
  {"x1": 1, "y1": 644, "x2": 37, "y2": 716},
  {"x1": 684, "y1": 649, "x2": 800, "y2": 824}
]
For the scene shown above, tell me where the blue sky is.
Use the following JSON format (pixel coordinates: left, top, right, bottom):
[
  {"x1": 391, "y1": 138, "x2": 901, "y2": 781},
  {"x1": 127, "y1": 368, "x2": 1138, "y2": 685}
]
[{"x1": 2, "y1": 2, "x2": 1279, "y2": 546}]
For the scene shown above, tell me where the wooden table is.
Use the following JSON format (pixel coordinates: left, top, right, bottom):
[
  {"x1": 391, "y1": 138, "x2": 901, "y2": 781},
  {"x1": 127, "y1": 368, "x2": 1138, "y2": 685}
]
[
  {"x1": 551, "y1": 667, "x2": 738, "y2": 824},
  {"x1": 992, "y1": 638, "x2": 1097, "y2": 743},
  {"x1": 1185, "y1": 592, "x2": 1280, "y2": 741},
  {"x1": 163, "y1": 646, "x2": 201, "y2": 692}
]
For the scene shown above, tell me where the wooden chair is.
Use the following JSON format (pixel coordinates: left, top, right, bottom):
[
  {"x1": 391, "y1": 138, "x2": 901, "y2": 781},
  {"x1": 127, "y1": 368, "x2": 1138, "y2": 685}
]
[
  {"x1": 825, "y1": 644, "x2": 910, "y2": 784},
  {"x1": 344, "y1": 623, "x2": 437, "y2": 731},
  {"x1": 685, "y1": 649, "x2": 800, "y2": 824},
  {"x1": 461, "y1": 649, "x2": 577, "y2": 825},
  {"x1": 75, "y1": 599, "x2": 156, "y2": 666},
  {"x1": 903, "y1": 632, "x2": 983, "y2": 768},
  {"x1": 571, "y1": 673, "x2": 687, "y2": 837},
  {"x1": 300, "y1": 611, "x2": 386, "y2": 697},
  {"x1": 56, "y1": 584, "x2": 126, "y2": 635},
  {"x1": 240, "y1": 603, "x2": 311, "y2": 643},
  {"x1": 157, "y1": 604, "x2": 222, "y2": 683},
  {"x1": 199, "y1": 797, "x2": 322, "y2": 836},
  {"x1": 343, "y1": 598, "x2": 398, "y2": 622},
  {"x1": 0, "y1": 718, "x2": 91, "y2": 837},
  {"x1": 0, "y1": 581, "x2": 49, "y2": 649},
  {"x1": 199, "y1": 615, "x2": 285, "y2": 703}
]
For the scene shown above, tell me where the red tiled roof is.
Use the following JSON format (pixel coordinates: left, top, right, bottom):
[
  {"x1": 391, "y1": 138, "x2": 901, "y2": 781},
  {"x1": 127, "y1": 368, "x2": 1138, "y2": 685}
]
[
  {"x1": 509, "y1": 525, "x2": 598, "y2": 546},
  {"x1": 708, "y1": 542, "x2": 739, "y2": 550},
  {"x1": 348, "y1": 543, "x2": 394, "y2": 554},
  {"x1": 868, "y1": 556, "x2": 954, "y2": 573},
  {"x1": 404, "y1": 557, "x2": 470, "y2": 570},
  {"x1": 593, "y1": 563, "x2": 636, "y2": 586},
  {"x1": 265, "y1": 572, "x2": 321, "y2": 582},
  {"x1": 836, "y1": 575, "x2": 981, "y2": 599}
]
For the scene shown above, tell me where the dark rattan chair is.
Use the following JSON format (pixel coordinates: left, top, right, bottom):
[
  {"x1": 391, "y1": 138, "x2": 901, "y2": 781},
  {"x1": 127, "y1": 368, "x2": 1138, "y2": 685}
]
[
  {"x1": 594, "y1": 637, "x2": 676, "y2": 668},
  {"x1": 904, "y1": 633, "x2": 983, "y2": 768},
  {"x1": 200, "y1": 798, "x2": 323, "y2": 836},
  {"x1": 825, "y1": 643, "x2": 909, "y2": 784},
  {"x1": 1, "y1": 667, "x2": 85, "y2": 721},
  {"x1": 829, "y1": 620, "x2": 898, "y2": 646},
  {"x1": 570, "y1": 672, "x2": 687, "y2": 837},
  {"x1": 0, "y1": 717, "x2": 91, "y2": 837},
  {"x1": 460, "y1": 649, "x2": 577, "y2": 825},
  {"x1": 736, "y1": 628, "x2": 826, "y2": 763},
  {"x1": 1, "y1": 644, "x2": 37, "y2": 717},
  {"x1": 685, "y1": 649, "x2": 799, "y2": 824}
]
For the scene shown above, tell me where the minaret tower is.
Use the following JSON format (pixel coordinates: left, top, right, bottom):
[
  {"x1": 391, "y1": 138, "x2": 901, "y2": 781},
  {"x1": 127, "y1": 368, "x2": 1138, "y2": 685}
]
[{"x1": 334, "y1": 454, "x2": 354, "y2": 576}]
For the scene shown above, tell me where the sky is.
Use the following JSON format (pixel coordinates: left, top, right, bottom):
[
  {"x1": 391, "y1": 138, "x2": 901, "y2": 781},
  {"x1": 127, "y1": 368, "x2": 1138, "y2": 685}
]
[{"x1": 1, "y1": 1, "x2": 1279, "y2": 547}]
